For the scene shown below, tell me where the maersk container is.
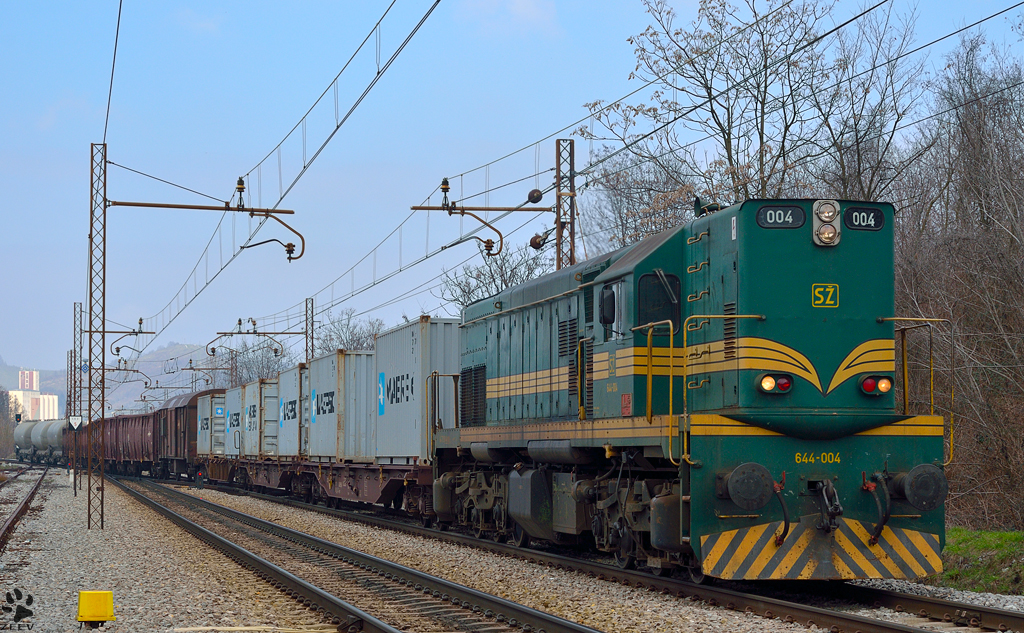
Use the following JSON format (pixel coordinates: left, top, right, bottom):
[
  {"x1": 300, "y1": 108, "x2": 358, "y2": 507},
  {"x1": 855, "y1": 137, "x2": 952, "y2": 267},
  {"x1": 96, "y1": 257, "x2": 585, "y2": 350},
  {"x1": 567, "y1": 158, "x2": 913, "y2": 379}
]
[
  {"x1": 225, "y1": 386, "x2": 244, "y2": 457},
  {"x1": 308, "y1": 350, "x2": 375, "y2": 461},
  {"x1": 197, "y1": 393, "x2": 226, "y2": 456},
  {"x1": 277, "y1": 364, "x2": 308, "y2": 458},
  {"x1": 375, "y1": 316, "x2": 460, "y2": 464},
  {"x1": 242, "y1": 378, "x2": 279, "y2": 458}
]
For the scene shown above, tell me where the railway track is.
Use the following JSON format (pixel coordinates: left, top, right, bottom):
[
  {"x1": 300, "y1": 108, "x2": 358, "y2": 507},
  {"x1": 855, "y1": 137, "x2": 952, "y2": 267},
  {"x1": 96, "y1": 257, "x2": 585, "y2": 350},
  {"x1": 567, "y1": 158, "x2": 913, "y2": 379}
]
[
  {"x1": 113, "y1": 477, "x2": 603, "y2": 633},
  {"x1": 0, "y1": 466, "x2": 48, "y2": 553},
  {"x1": 169, "y1": 479, "x2": 1022, "y2": 633}
]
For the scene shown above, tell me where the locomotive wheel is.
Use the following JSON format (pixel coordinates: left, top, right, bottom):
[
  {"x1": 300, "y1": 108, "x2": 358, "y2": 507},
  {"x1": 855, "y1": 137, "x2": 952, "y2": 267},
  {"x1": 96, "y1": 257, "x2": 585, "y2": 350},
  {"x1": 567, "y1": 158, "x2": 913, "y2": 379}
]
[
  {"x1": 431, "y1": 517, "x2": 449, "y2": 531},
  {"x1": 511, "y1": 522, "x2": 530, "y2": 548},
  {"x1": 614, "y1": 550, "x2": 637, "y2": 570},
  {"x1": 473, "y1": 524, "x2": 487, "y2": 540},
  {"x1": 614, "y1": 526, "x2": 636, "y2": 570},
  {"x1": 650, "y1": 566, "x2": 671, "y2": 577},
  {"x1": 688, "y1": 565, "x2": 709, "y2": 585},
  {"x1": 491, "y1": 529, "x2": 506, "y2": 544}
]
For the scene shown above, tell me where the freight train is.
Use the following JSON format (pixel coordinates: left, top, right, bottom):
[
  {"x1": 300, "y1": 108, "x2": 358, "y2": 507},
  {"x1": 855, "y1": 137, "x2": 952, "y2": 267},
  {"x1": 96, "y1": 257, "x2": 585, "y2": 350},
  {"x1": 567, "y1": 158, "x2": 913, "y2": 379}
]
[{"x1": 69, "y1": 197, "x2": 950, "y2": 582}]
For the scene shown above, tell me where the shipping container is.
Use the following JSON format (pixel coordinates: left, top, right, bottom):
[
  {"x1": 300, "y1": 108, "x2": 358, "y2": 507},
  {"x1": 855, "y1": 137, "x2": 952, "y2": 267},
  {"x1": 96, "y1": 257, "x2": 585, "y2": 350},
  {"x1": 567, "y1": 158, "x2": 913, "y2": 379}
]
[
  {"x1": 241, "y1": 379, "x2": 278, "y2": 458},
  {"x1": 307, "y1": 350, "x2": 375, "y2": 460},
  {"x1": 197, "y1": 393, "x2": 226, "y2": 456},
  {"x1": 225, "y1": 386, "x2": 244, "y2": 457},
  {"x1": 277, "y1": 365, "x2": 308, "y2": 458},
  {"x1": 375, "y1": 316, "x2": 460, "y2": 464}
]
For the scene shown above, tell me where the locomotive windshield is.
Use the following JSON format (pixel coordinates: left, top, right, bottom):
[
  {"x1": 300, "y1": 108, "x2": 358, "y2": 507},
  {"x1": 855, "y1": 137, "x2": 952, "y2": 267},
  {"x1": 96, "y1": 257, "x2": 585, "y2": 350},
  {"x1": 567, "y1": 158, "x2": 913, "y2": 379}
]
[{"x1": 637, "y1": 271, "x2": 680, "y2": 332}]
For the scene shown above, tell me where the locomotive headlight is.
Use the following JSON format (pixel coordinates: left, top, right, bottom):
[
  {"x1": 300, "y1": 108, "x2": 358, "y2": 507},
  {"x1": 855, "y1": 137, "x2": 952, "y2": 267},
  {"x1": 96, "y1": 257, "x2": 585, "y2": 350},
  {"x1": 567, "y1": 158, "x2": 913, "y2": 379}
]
[
  {"x1": 761, "y1": 375, "x2": 776, "y2": 391},
  {"x1": 815, "y1": 201, "x2": 838, "y2": 222},
  {"x1": 877, "y1": 377, "x2": 892, "y2": 393},
  {"x1": 817, "y1": 224, "x2": 838, "y2": 243}
]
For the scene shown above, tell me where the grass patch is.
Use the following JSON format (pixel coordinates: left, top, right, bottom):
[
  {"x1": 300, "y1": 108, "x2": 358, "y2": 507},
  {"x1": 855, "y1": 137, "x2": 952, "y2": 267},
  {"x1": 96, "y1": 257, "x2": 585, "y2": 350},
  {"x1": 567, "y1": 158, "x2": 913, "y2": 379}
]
[{"x1": 925, "y1": 527, "x2": 1024, "y2": 594}]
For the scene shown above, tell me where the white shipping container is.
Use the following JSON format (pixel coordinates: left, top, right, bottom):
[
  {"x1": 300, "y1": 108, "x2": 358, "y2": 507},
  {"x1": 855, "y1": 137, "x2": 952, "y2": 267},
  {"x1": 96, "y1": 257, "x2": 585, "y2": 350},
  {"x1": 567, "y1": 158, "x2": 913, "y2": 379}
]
[
  {"x1": 243, "y1": 379, "x2": 279, "y2": 458},
  {"x1": 225, "y1": 386, "x2": 243, "y2": 457},
  {"x1": 375, "y1": 316, "x2": 460, "y2": 464},
  {"x1": 277, "y1": 365, "x2": 308, "y2": 458},
  {"x1": 197, "y1": 394, "x2": 212, "y2": 457},
  {"x1": 196, "y1": 392, "x2": 226, "y2": 456},
  {"x1": 308, "y1": 350, "x2": 375, "y2": 460}
]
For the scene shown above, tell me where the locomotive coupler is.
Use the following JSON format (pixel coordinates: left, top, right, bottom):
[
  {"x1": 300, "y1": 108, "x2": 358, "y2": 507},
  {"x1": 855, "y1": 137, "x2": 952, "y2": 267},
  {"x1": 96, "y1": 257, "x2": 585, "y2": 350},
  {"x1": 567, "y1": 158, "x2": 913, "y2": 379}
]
[{"x1": 815, "y1": 480, "x2": 844, "y2": 533}]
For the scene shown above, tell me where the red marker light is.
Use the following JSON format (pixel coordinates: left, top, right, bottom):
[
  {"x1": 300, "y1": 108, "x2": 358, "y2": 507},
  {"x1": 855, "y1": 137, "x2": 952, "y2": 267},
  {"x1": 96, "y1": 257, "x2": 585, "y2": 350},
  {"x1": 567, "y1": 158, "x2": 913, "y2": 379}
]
[
  {"x1": 776, "y1": 376, "x2": 792, "y2": 392},
  {"x1": 862, "y1": 377, "x2": 877, "y2": 393}
]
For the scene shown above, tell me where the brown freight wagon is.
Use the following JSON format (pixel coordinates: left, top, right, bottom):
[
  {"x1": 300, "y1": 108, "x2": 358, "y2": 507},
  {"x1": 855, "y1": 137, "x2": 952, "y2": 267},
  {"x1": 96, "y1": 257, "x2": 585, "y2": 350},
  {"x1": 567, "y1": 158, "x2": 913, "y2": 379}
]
[{"x1": 155, "y1": 389, "x2": 224, "y2": 479}]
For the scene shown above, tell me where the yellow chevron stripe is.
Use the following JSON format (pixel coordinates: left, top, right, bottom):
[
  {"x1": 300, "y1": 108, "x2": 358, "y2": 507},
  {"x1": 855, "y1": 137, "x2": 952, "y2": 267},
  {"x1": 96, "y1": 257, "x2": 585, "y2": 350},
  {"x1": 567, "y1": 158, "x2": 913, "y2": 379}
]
[
  {"x1": 826, "y1": 340, "x2": 896, "y2": 394},
  {"x1": 701, "y1": 518, "x2": 940, "y2": 580},
  {"x1": 880, "y1": 528, "x2": 928, "y2": 578},
  {"x1": 745, "y1": 528, "x2": 784, "y2": 578},
  {"x1": 835, "y1": 527, "x2": 885, "y2": 577},
  {"x1": 797, "y1": 557, "x2": 819, "y2": 579},
  {"x1": 775, "y1": 528, "x2": 816, "y2": 578},
  {"x1": 831, "y1": 550, "x2": 858, "y2": 579},
  {"x1": 721, "y1": 523, "x2": 771, "y2": 578},
  {"x1": 904, "y1": 530, "x2": 943, "y2": 572},
  {"x1": 846, "y1": 520, "x2": 904, "y2": 578}
]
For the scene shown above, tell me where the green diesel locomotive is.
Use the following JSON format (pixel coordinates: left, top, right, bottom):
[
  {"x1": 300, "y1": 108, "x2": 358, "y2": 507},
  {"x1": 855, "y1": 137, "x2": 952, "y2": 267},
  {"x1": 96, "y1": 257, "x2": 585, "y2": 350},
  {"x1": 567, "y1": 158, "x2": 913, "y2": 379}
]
[{"x1": 432, "y1": 198, "x2": 949, "y2": 581}]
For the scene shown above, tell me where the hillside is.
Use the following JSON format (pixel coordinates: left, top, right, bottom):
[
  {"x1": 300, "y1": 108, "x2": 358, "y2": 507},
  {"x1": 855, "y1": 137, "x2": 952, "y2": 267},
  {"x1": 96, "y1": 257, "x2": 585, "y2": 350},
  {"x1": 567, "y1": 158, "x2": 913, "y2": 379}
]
[{"x1": 1, "y1": 342, "x2": 207, "y2": 415}]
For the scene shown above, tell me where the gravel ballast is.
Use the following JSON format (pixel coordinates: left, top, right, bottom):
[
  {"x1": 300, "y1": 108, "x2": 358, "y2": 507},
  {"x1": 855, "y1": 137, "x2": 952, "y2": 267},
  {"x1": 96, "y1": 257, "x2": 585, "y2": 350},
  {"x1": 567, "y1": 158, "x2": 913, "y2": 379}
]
[{"x1": 0, "y1": 472, "x2": 331, "y2": 632}]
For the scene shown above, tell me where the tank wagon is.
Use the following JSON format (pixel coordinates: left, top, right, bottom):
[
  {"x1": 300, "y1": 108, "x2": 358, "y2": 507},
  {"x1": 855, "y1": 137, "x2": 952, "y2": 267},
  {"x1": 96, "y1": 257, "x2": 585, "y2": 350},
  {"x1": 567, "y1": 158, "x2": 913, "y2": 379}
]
[
  {"x1": 16, "y1": 420, "x2": 66, "y2": 464},
  {"x1": 75, "y1": 197, "x2": 949, "y2": 582}
]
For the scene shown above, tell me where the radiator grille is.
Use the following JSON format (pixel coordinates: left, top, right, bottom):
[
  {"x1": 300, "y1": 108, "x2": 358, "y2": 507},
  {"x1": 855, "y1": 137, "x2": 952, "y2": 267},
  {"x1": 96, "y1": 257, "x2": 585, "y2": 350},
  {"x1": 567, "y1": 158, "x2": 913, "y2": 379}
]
[
  {"x1": 460, "y1": 364, "x2": 487, "y2": 426},
  {"x1": 723, "y1": 302, "x2": 737, "y2": 360}
]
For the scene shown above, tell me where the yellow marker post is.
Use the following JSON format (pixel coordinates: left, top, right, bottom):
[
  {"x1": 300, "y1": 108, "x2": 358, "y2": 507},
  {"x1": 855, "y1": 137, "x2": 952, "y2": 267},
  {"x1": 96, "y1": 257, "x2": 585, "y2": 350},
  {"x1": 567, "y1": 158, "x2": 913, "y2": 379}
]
[{"x1": 77, "y1": 591, "x2": 115, "y2": 629}]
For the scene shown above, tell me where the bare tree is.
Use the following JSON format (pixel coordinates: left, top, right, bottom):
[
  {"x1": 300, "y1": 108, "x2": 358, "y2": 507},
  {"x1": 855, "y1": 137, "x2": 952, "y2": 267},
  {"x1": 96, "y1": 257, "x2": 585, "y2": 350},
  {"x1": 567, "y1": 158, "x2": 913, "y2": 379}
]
[
  {"x1": 315, "y1": 308, "x2": 385, "y2": 355},
  {"x1": 584, "y1": 0, "x2": 833, "y2": 207},
  {"x1": 893, "y1": 36, "x2": 1024, "y2": 530},
  {"x1": 231, "y1": 338, "x2": 297, "y2": 386},
  {"x1": 0, "y1": 387, "x2": 19, "y2": 457},
  {"x1": 436, "y1": 244, "x2": 552, "y2": 312},
  {"x1": 804, "y1": 3, "x2": 928, "y2": 201}
]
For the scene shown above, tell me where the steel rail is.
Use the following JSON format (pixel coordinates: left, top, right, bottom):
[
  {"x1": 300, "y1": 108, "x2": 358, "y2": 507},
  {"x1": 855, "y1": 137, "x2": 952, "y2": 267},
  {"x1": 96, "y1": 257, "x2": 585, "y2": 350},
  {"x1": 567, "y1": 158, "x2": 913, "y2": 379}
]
[
  {"x1": 817, "y1": 584, "x2": 1023, "y2": 633},
  {"x1": 0, "y1": 467, "x2": 49, "y2": 553},
  {"x1": 108, "y1": 477, "x2": 402, "y2": 633},
  {"x1": 137, "y1": 479, "x2": 603, "y2": 633},
  {"x1": 175, "y1": 480, "x2": 1002, "y2": 633}
]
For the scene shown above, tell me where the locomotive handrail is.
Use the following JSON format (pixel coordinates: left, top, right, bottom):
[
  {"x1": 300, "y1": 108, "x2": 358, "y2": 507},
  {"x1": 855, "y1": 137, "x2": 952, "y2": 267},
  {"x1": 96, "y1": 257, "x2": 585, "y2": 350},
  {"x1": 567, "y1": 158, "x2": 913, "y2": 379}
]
[
  {"x1": 425, "y1": 371, "x2": 460, "y2": 464},
  {"x1": 878, "y1": 317, "x2": 955, "y2": 466},
  {"x1": 681, "y1": 314, "x2": 766, "y2": 467},
  {"x1": 576, "y1": 337, "x2": 593, "y2": 420}
]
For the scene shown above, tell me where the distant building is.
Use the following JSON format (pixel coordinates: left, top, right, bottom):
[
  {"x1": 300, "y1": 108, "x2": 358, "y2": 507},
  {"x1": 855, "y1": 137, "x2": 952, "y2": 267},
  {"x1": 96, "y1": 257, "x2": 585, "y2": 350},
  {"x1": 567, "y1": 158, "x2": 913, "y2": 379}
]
[
  {"x1": 19, "y1": 370, "x2": 39, "y2": 391},
  {"x1": 9, "y1": 370, "x2": 58, "y2": 420}
]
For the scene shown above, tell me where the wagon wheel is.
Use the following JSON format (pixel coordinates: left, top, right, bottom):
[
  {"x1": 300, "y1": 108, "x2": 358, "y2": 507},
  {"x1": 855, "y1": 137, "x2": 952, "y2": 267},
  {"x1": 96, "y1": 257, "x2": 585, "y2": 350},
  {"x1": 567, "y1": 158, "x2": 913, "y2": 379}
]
[{"x1": 511, "y1": 522, "x2": 530, "y2": 548}]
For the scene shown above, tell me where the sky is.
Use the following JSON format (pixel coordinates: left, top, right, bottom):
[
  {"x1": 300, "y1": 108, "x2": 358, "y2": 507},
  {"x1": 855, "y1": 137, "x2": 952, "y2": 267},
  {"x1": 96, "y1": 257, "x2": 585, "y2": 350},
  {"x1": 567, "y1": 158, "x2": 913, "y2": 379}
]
[{"x1": 2, "y1": 0, "x2": 1021, "y2": 386}]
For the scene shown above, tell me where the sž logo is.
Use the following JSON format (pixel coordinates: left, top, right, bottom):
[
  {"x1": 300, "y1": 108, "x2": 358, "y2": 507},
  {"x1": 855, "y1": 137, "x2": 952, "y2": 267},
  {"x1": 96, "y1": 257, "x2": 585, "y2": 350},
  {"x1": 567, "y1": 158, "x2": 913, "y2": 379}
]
[{"x1": 1, "y1": 588, "x2": 33, "y2": 625}]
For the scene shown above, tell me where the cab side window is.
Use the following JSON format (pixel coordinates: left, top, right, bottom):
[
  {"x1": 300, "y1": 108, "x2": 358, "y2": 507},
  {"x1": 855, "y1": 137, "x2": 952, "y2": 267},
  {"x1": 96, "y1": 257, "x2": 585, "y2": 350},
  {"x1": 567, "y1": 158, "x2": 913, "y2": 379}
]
[
  {"x1": 599, "y1": 281, "x2": 626, "y2": 340},
  {"x1": 637, "y1": 271, "x2": 680, "y2": 332}
]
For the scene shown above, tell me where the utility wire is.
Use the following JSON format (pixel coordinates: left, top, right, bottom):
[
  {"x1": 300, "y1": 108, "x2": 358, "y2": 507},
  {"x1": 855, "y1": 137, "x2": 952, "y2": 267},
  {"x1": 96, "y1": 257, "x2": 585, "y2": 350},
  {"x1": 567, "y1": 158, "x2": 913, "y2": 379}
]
[
  {"x1": 102, "y1": 0, "x2": 123, "y2": 144},
  {"x1": 584, "y1": 0, "x2": 1024, "y2": 188},
  {"x1": 112, "y1": 3, "x2": 441, "y2": 391},
  {"x1": 108, "y1": 161, "x2": 227, "y2": 203}
]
